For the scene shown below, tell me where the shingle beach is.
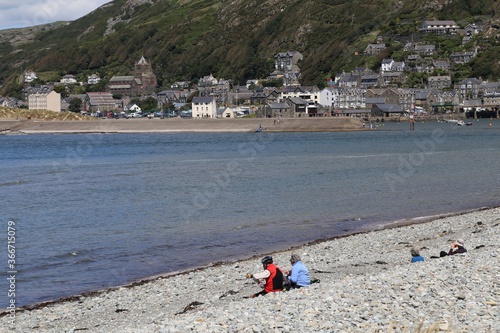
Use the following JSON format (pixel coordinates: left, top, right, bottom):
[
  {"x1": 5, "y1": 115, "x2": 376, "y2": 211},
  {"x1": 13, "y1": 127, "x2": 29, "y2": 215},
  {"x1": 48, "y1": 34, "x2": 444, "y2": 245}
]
[{"x1": 2, "y1": 207, "x2": 498, "y2": 333}]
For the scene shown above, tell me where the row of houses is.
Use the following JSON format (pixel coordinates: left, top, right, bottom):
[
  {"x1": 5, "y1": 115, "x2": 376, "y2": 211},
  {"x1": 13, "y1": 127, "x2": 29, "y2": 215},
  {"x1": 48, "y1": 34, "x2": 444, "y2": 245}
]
[
  {"x1": 192, "y1": 79, "x2": 500, "y2": 119},
  {"x1": 362, "y1": 20, "x2": 481, "y2": 84},
  {"x1": 0, "y1": 96, "x2": 24, "y2": 109},
  {"x1": 23, "y1": 50, "x2": 303, "y2": 107},
  {"x1": 23, "y1": 75, "x2": 500, "y2": 118},
  {"x1": 364, "y1": 21, "x2": 482, "y2": 56},
  {"x1": 20, "y1": 36, "x2": 477, "y2": 113},
  {"x1": 18, "y1": 37, "x2": 496, "y2": 118},
  {"x1": 19, "y1": 17, "x2": 482, "y2": 110},
  {"x1": 22, "y1": 71, "x2": 101, "y2": 85},
  {"x1": 334, "y1": 54, "x2": 479, "y2": 89},
  {"x1": 23, "y1": 56, "x2": 155, "y2": 98}
]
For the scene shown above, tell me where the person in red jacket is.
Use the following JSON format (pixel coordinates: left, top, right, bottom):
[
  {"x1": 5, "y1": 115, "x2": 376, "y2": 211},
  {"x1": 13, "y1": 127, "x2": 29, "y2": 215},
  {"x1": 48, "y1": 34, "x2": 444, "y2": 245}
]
[{"x1": 246, "y1": 256, "x2": 284, "y2": 298}]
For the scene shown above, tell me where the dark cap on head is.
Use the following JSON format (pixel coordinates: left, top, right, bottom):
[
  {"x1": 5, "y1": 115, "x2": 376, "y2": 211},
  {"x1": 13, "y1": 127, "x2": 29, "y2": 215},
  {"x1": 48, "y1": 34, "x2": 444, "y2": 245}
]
[{"x1": 261, "y1": 255, "x2": 273, "y2": 264}]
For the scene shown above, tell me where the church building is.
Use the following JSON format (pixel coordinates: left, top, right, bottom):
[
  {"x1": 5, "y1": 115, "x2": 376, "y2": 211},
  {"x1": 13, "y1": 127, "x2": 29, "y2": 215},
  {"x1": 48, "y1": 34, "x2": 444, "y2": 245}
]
[
  {"x1": 135, "y1": 56, "x2": 157, "y2": 95},
  {"x1": 108, "y1": 56, "x2": 157, "y2": 96}
]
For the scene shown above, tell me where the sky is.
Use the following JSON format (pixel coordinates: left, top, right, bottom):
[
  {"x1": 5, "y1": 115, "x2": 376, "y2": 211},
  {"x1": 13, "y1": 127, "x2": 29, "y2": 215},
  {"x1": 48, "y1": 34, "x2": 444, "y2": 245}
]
[{"x1": 0, "y1": 0, "x2": 111, "y2": 30}]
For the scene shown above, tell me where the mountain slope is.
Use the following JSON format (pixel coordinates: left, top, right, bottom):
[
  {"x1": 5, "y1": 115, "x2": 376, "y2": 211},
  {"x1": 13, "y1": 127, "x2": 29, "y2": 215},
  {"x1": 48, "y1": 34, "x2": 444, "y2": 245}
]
[{"x1": 1, "y1": 0, "x2": 500, "y2": 95}]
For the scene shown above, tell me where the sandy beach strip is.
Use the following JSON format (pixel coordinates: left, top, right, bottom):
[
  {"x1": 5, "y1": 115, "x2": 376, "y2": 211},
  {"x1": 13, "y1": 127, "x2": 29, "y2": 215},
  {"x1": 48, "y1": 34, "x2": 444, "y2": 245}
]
[
  {"x1": 1, "y1": 207, "x2": 498, "y2": 332},
  {"x1": 0, "y1": 117, "x2": 365, "y2": 134}
]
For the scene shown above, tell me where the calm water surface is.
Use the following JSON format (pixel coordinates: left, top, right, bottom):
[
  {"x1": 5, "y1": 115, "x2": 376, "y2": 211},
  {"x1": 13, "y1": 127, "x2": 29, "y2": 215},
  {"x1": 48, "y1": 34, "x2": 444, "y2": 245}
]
[{"x1": 1, "y1": 120, "x2": 499, "y2": 307}]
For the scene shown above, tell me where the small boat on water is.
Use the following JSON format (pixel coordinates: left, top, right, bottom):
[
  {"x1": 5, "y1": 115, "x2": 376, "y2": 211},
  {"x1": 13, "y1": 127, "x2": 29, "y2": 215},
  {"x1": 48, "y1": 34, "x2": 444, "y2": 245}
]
[
  {"x1": 443, "y1": 119, "x2": 470, "y2": 126},
  {"x1": 255, "y1": 125, "x2": 262, "y2": 132}
]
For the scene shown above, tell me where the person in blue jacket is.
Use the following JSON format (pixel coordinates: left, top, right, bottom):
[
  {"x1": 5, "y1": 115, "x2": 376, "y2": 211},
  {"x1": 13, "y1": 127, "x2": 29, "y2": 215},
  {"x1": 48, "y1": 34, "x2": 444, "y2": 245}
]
[
  {"x1": 285, "y1": 253, "x2": 310, "y2": 289},
  {"x1": 410, "y1": 248, "x2": 425, "y2": 263}
]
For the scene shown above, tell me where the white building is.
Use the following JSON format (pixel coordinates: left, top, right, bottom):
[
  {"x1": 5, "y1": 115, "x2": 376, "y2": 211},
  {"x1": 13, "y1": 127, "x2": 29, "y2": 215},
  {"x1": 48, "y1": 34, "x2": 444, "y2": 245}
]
[
  {"x1": 24, "y1": 71, "x2": 37, "y2": 83},
  {"x1": 336, "y1": 88, "x2": 366, "y2": 109},
  {"x1": 318, "y1": 87, "x2": 338, "y2": 108},
  {"x1": 280, "y1": 87, "x2": 321, "y2": 104},
  {"x1": 381, "y1": 59, "x2": 394, "y2": 73},
  {"x1": 421, "y1": 20, "x2": 459, "y2": 34},
  {"x1": 87, "y1": 74, "x2": 101, "y2": 85},
  {"x1": 192, "y1": 96, "x2": 217, "y2": 118},
  {"x1": 60, "y1": 74, "x2": 77, "y2": 84},
  {"x1": 28, "y1": 90, "x2": 61, "y2": 112},
  {"x1": 124, "y1": 103, "x2": 141, "y2": 112},
  {"x1": 246, "y1": 79, "x2": 259, "y2": 89},
  {"x1": 221, "y1": 106, "x2": 246, "y2": 118},
  {"x1": 197, "y1": 74, "x2": 218, "y2": 87}
]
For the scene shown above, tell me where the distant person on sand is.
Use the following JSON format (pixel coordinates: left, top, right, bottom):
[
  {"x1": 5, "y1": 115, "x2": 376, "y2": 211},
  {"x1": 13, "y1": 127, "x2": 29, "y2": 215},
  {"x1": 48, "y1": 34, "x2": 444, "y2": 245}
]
[
  {"x1": 284, "y1": 253, "x2": 310, "y2": 289},
  {"x1": 246, "y1": 255, "x2": 284, "y2": 298},
  {"x1": 410, "y1": 248, "x2": 425, "y2": 263},
  {"x1": 440, "y1": 238, "x2": 467, "y2": 257},
  {"x1": 431, "y1": 239, "x2": 467, "y2": 258}
]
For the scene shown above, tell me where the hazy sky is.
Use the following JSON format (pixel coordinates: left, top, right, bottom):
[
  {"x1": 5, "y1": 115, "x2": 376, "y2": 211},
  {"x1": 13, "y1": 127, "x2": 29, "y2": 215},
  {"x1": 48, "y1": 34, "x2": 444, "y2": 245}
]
[{"x1": 0, "y1": 0, "x2": 111, "y2": 30}]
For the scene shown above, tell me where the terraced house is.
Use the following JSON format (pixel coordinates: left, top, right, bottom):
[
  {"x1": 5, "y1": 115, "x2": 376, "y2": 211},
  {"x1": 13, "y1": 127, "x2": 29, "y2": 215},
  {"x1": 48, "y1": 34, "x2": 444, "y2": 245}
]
[
  {"x1": 420, "y1": 20, "x2": 459, "y2": 34},
  {"x1": 27, "y1": 86, "x2": 61, "y2": 112}
]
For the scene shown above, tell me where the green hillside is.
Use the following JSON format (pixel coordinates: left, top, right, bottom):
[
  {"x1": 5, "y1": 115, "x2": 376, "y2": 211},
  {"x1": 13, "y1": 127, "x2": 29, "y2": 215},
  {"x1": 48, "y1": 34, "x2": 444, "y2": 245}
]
[{"x1": 1, "y1": 0, "x2": 500, "y2": 96}]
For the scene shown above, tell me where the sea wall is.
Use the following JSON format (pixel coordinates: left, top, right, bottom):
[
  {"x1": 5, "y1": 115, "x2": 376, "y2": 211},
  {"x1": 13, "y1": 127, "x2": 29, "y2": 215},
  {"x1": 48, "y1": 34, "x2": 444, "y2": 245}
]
[{"x1": 0, "y1": 117, "x2": 365, "y2": 134}]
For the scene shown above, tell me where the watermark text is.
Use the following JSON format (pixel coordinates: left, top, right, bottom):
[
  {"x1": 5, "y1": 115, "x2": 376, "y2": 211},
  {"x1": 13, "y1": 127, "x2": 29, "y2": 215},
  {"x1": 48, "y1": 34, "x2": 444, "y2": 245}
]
[{"x1": 6, "y1": 220, "x2": 17, "y2": 326}]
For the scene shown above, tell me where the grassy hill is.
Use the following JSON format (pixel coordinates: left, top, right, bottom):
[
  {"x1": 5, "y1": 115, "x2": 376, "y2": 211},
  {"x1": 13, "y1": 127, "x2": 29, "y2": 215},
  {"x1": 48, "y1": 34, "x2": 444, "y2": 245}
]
[{"x1": 1, "y1": 0, "x2": 500, "y2": 96}]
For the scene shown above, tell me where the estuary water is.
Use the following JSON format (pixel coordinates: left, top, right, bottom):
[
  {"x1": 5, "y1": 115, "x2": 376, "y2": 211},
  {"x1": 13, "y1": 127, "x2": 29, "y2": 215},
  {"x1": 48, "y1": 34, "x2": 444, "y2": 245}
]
[{"x1": 1, "y1": 120, "x2": 499, "y2": 307}]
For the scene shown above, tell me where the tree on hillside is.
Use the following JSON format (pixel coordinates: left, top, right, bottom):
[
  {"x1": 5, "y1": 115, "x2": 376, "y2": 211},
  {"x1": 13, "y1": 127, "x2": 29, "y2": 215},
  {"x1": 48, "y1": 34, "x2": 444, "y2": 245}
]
[
  {"x1": 53, "y1": 85, "x2": 69, "y2": 99},
  {"x1": 31, "y1": 78, "x2": 46, "y2": 85},
  {"x1": 87, "y1": 80, "x2": 107, "y2": 92},
  {"x1": 162, "y1": 99, "x2": 174, "y2": 111},
  {"x1": 186, "y1": 90, "x2": 199, "y2": 103},
  {"x1": 129, "y1": 97, "x2": 141, "y2": 105},
  {"x1": 262, "y1": 79, "x2": 283, "y2": 88},
  {"x1": 139, "y1": 97, "x2": 158, "y2": 111},
  {"x1": 68, "y1": 98, "x2": 82, "y2": 113}
]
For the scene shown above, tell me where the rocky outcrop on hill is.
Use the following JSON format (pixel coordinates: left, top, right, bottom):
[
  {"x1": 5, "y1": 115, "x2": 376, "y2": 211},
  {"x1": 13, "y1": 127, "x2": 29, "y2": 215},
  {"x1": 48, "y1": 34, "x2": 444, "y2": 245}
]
[{"x1": 0, "y1": 23, "x2": 68, "y2": 45}]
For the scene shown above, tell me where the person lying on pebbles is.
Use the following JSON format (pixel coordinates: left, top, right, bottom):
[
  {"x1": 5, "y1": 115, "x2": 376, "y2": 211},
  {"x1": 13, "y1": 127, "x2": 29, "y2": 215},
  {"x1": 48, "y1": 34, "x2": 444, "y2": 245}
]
[{"x1": 430, "y1": 238, "x2": 468, "y2": 258}]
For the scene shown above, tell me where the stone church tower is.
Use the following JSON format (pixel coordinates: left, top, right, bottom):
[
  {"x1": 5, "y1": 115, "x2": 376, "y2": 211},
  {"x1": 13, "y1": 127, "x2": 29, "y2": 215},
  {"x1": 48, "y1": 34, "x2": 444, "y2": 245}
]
[{"x1": 135, "y1": 56, "x2": 157, "y2": 95}]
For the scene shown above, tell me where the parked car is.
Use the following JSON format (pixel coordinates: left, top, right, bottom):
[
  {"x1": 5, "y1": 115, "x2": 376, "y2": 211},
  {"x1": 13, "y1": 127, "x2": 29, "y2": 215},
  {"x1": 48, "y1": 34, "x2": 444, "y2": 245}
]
[{"x1": 152, "y1": 111, "x2": 175, "y2": 118}]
